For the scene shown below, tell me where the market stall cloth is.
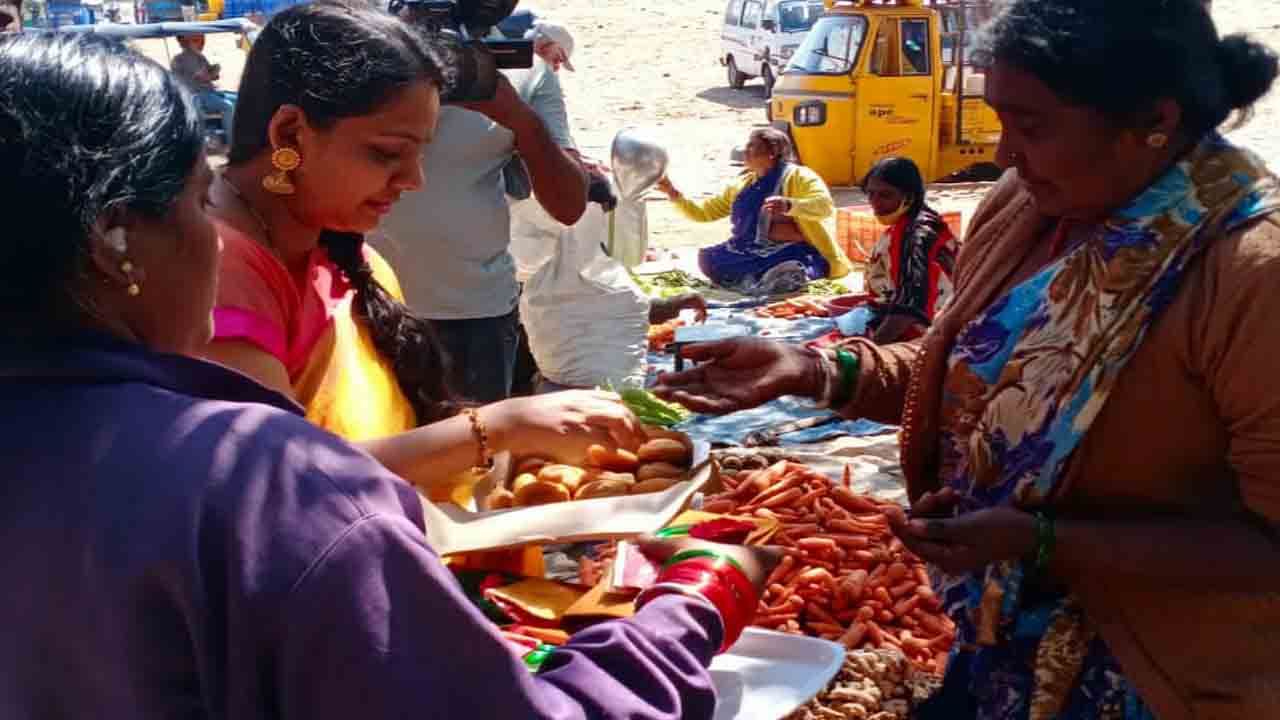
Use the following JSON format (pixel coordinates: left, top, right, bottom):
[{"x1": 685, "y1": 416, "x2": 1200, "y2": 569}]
[
  {"x1": 645, "y1": 306, "x2": 838, "y2": 382},
  {"x1": 675, "y1": 396, "x2": 895, "y2": 447}
]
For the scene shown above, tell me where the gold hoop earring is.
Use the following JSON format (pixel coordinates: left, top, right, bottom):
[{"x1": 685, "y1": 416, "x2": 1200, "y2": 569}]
[
  {"x1": 1146, "y1": 132, "x2": 1169, "y2": 149},
  {"x1": 262, "y1": 147, "x2": 302, "y2": 195}
]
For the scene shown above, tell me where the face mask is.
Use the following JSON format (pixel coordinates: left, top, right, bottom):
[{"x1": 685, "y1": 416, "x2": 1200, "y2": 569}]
[{"x1": 875, "y1": 199, "x2": 910, "y2": 226}]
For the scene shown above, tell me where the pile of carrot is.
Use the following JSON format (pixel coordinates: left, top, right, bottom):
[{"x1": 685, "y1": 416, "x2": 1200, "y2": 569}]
[
  {"x1": 756, "y1": 296, "x2": 832, "y2": 319},
  {"x1": 647, "y1": 319, "x2": 683, "y2": 352},
  {"x1": 702, "y1": 460, "x2": 954, "y2": 673}
]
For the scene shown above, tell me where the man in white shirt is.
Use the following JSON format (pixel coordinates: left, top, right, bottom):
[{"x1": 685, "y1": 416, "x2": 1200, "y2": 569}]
[{"x1": 377, "y1": 22, "x2": 587, "y2": 403}]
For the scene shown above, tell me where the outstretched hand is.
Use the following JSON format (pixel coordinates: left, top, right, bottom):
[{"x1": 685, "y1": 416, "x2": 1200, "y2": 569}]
[{"x1": 652, "y1": 338, "x2": 821, "y2": 415}]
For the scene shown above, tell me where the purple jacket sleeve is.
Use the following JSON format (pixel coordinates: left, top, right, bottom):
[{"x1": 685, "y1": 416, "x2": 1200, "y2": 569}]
[{"x1": 275, "y1": 513, "x2": 722, "y2": 720}]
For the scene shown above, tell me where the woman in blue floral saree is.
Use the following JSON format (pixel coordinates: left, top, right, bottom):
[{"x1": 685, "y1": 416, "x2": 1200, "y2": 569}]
[{"x1": 652, "y1": 1, "x2": 1280, "y2": 718}]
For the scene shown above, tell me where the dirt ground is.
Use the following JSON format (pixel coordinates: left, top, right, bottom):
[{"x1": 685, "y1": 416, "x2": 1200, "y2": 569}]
[{"x1": 139, "y1": 0, "x2": 1280, "y2": 251}]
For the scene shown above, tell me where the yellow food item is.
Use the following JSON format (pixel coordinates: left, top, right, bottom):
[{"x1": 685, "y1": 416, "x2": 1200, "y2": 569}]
[
  {"x1": 574, "y1": 477, "x2": 633, "y2": 500},
  {"x1": 512, "y1": 472, "x2": 539, "y2": 494},
  {"x1": 636, "y1": 462, "x2": 686, "y2": 482},
  {"x1": 537, "y1": 464, "x2": 588, "y2": 493},
  {"x1": 515, "y1": 479, "x2": 573, "y2": 506},
  {"x1": 587, "y1": 444, "x2": 642, "y2": 472},
  {"x1": 630, "y1": 476, "x2": 683, "y2": 495},
  {"x1": 487, "y1": 488, "x2": 515, "y2": 510},
  {"x1": 637, "y1": 438, "x2": 691, "y2": 465},
  {"x1": 591, "y1": 471, "x2": 636, "y2": 487}
]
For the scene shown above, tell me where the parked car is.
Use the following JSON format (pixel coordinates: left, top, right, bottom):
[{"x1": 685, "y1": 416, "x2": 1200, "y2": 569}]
[{"x1": 721, "y1": 0, "x2": 824, "y2": 96}]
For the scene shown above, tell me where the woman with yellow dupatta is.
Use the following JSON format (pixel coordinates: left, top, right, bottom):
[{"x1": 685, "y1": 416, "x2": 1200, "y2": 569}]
[
  {"x1": 203, "y1": 2, "x2": 641, "y2": 550},
  {"x1": 655, "y1": 1, "x2": 1280, "y2": 717}
]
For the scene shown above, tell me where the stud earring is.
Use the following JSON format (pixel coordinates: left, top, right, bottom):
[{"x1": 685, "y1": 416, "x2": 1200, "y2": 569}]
[
  {"x1": 262, "y1": 146, "x2": 302, "y2": 195},
  {"x1": 127, "y1": 283, "x2": 141, "y2": 297},
  {"x1": 104, "y1": 227, "x2": 128, "y2": 254},
  {"x1": 1146, "y1": 132, "x2": 1169, "y2": 149}
]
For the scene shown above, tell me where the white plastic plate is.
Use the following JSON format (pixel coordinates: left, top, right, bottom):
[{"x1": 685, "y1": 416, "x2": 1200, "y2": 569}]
[{"x1": 709, "y1": 628, "x2": 845, "y2": 720}]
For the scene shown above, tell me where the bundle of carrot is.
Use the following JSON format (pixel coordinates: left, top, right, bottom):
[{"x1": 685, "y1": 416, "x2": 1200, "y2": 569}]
[
  {"x1": 647, "y1": 319, "x2": 683, "y2": 352},
  {"x1": 756, "y1": 296, "x2": 831, "y2": 319},
  {"x1": 702, "y1": 460, "x2": 954, "y2": 674}
]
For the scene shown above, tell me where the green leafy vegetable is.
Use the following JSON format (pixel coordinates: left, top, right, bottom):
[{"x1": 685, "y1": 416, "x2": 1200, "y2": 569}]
[{"x1": 604, "y1": 382, "x2": 691, "y2": 427}]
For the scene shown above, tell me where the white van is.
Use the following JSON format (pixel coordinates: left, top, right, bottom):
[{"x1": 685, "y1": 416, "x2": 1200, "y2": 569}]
[{"x1": 720, "y1": 0, "x2": 825, "y2": 96}]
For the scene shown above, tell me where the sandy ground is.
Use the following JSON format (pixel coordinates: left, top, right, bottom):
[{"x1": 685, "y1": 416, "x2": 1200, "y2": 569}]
[{"x1": 136, "y1": 0, "x2": 1280, "y2": 251}]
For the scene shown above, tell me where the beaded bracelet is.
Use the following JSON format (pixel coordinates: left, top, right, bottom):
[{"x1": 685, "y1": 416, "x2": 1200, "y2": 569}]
[{"x1": 462, "y1": 408, "x2": 494, "y2": 474}]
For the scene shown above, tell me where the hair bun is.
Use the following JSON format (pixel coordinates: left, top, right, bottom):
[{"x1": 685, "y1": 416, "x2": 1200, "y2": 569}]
[{"x1": 1217, "y1": 34, "x2": 1280, "y2": 111}]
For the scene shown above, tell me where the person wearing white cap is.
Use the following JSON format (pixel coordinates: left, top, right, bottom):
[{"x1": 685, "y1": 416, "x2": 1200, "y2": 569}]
[{"x1": 529, "y1": 20, "x2": 576, "y2": 73}]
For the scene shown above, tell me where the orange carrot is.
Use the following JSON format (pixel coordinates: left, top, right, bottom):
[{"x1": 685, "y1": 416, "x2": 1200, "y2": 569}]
[
  {"x1": 865, "y1": 621, "x2": 884, "y2": 646},
  {"x1": 792, "y1": 488, "x2": 826, "y2": 509},
  {"x1": 893, "y1": 595, "x2": 921, "y2": 617},
  {"x1": 831, "y1": 486, "x2": 881, "y2": 514},
  {"x1": 890, "y1": 580, "x2": 917, "y2": 598},
  {"x1": 805, "y1": 602, "x2": 840, "y2": 626},
  {"x1": 797, "y1": 537, "x2": 838, "y2": 553},
  {"x1": 839, "y1": 622, "x2": 868, "y2": 648},
  {"x1": 844, "y1": 569, "x2": 869, "y2": 601},
  {"x1": 764, "y1": 555, "x2": 795, "y2": 587},
  {"x1": 824, "y1": 533, "x2": 871, "y2": 549},
  {"x1": 807, "y1": 621, "x2": 844, "y2": 635}
]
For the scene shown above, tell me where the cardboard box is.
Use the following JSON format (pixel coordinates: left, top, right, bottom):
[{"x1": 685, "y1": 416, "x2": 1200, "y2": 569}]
[{"x1": 421, "y1": 439, "x2": 714, "y2": 556}]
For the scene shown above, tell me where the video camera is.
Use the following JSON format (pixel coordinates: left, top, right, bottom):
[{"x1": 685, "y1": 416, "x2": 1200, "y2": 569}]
[{"x1": 389, "y1": 0, "x2": 534, "y2": 103}]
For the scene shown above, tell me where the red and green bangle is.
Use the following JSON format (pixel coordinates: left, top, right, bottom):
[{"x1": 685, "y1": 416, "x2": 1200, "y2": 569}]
[{"x1": 639, "y1": 550, "x2": 759, "y2": 651}]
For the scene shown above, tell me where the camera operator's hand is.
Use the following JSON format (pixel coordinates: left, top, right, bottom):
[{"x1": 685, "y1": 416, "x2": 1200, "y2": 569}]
[{"x1": 457, "y1": 73, "x2": 534, "y2": 131}]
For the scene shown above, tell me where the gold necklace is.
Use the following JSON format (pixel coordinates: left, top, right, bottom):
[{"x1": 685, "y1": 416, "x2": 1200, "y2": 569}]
[{"x1": 219, "y1": 172, "x2": 275, "y2": 249}]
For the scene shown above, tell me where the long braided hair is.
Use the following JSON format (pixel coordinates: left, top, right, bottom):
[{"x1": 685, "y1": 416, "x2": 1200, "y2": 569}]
[{"x1": 228, "y1": 1, "x2": 460, "y2": 423}]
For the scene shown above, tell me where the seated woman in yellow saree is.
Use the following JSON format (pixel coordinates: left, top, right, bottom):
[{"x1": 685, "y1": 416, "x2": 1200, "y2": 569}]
[{"x1": 202, "y1": 5, "x2": 639, "y2": 572}]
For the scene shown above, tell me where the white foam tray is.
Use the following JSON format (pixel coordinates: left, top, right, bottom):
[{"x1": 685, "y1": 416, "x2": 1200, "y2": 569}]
[{"x1": 709, "y1": 628, "x2": 845, "y2": 720}]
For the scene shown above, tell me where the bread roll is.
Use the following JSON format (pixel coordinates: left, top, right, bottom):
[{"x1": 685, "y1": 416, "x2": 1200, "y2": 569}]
[
  {"x1": 511, "y1": 472, "x2": 539, "y2": 494},
  {"x1": 636, "y1": 462, "x2": 686, "y2": 482},
  {"x1": 486, "y1": 488, "x2": 515, "y2": 510},
  {"x1": 574, "y1": 476, "x2": 632, "y2": 500},
  {"x1": 637, "y1": 438, "x2": 690, "y2": 465},
  {"x1": 515, "y1": 479, "x2": 572, "y2": 506},
  {"x1": 586, "y1": 444, "x2": 641, "y2": 472},
  {"x1": 537, "y1": 464, "x2": 587, "y2": 493}
]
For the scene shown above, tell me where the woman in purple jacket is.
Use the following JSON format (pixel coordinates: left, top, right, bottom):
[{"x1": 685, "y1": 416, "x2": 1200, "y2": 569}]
[{"x1": 0, "y1": 29, "x2": 770, "y2": 719}]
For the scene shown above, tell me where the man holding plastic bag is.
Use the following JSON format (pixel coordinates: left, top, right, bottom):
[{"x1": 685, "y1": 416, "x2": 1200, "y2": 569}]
[{"x1": 509, "y1": 23, "x2": 703, "y2": 392}]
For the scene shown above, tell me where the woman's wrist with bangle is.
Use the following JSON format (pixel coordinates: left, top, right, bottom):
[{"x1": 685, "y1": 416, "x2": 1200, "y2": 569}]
[
  {"x1": 800, "y1": 347, "x2": 837, "y2": 406},
  {"x1": 462, "y1": 407, "x2": 496, "y2": 474},
  {"x1": 638, "y1": 553, "x2": 758, "y2": 652},
  {"x1": 830, "y1": 348, "x2": 860, "y2": 408}
]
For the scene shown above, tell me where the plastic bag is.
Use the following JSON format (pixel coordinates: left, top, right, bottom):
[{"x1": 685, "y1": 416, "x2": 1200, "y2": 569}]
[{"x1": 520, "y1": 203, "x2": 650, "y2": 389}]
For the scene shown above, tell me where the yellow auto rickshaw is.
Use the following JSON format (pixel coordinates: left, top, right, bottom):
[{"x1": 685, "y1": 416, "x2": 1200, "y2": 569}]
[{"x1": 770, "y1": 0, "x2": 1001, "y2": 186}]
